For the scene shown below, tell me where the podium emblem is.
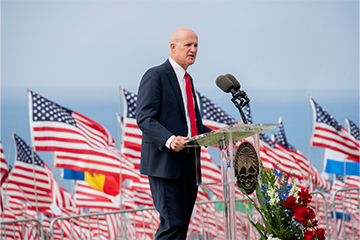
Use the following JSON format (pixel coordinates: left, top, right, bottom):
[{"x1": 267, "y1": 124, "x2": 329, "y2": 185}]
[{"x1": 234, "y1": 141, "x2": 259, "y2": 194}]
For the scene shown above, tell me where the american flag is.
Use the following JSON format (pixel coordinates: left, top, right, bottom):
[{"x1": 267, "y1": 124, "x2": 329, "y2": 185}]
[
  {"x1": 274, "y1": 116, "x2": 311, "y2": 179},
  {"x1": 51, "y1": 179, "x2": 80, "y2": 216},
  {"x1": 242, "y1": 103, "x2": 252, "y2": 124},
  {"x1": 198, "y1": 147, "x2": 223, "y2": 197},
  {"x1": 120, "y1": 88, "x2": 153, "y2": 207},
  {"x1": 241, "y1": 103, "x2": 279, "y2": 170},
  {"x1": 6, "y1": 133, "x2": 54, "y2": 214},
  {"x1": 0, "y1": 142, "x2": 9, "y2": 211},
  {"x1": 197, "y1": 91, "x2": 239, "y2": 130},
  {"x1": 331, "y1": 175, "x2": 360, "y2": 240},
  {"x1": 309, "y1": 97, "x2": 360, "y2": 162},
  {"x1": 259, "y1": 131, "x2": 303, "y2": 179},
  {"x1": 120, "y1": 88, "x2": 142, "y2": 170},
  {"x1": 345, "y1": 117, "x2": 359, "y2": 141},
  {"x1": 310, "y1": 165, "x2": 332, "y2": 190},
  {"x1": 0, "y1": 142, "x2": 9, "y2": 187},
  {"x1": 28, "y1": 90, "x2": 123, "y2": 176},
  {"x1": 73, "y1": 181, "x2": 121, "y2": 210}
]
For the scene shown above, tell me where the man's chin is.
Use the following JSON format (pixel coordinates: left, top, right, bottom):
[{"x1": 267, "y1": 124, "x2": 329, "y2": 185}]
[{"x1": 187, "y1": 60, "x2": 196, "y2": 66}]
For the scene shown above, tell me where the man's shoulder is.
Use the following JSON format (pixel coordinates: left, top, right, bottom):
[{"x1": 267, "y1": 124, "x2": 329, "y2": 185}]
[
  {"x1": 150, "y1": 59, "x2": 170, "y2": 71},
  {"x1": 144, "y1": 59, "x2": 172, "y2": 76}
]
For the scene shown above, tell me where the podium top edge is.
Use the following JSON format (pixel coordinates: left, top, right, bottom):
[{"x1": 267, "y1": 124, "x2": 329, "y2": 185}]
[{"x1": 186, "y1": 123, "x2": 279, "y2": 145}]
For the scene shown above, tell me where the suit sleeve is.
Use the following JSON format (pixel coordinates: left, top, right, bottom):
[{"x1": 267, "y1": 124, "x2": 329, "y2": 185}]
[{"x1": 136, "y1": 68, "x2": 173, "y2": 151}]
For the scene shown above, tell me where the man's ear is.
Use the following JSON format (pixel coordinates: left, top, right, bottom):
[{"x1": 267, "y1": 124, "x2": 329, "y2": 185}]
[{"x1": 170, "y1": 43, "x2": 176, "y2": 52}]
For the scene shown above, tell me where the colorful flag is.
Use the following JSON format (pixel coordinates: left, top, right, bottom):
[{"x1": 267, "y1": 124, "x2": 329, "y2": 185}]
[
  {"x1": 62, "y1": 168, "x2": 121, "y2": 196},
  {"x1": 62, "y1": 168, "x2": 84, "y2": 180},
  {"x1": 309, "y1": 97, "x2": 360, "y2": 161},
  {"x1": 324, "y1": 148, "x2": 360, "y2": 176},
  {"x1": 28, "y1": 90, "x2": 122, "y2": 176}
]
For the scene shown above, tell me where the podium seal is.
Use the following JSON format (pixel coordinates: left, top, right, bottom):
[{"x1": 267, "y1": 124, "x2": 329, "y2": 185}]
[{"x1": 234, "y1": 141, "x2": 259, "y2": 194}]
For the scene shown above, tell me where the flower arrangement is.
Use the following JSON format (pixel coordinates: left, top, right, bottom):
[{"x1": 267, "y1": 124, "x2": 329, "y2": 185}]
[{"x1": 239, "y1": 160, "x2": 326, "y2": 240}]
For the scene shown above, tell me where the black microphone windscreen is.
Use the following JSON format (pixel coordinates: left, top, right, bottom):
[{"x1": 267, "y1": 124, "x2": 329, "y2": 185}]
[
  {"x1": 216, "y1": 75, "x2": 234, "y2": 93},
  {"x1": 225, "y1": 74, "x2": 241, "y2": 90}
]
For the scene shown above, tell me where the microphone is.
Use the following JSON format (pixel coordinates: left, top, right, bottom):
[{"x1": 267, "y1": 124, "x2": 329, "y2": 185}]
[
  {"x1": 225, "y1": 73, "x2": 240, "y2": 90},
  {"x1": 215, "y1": 75, "x2": 234, "y2": 93},
  {"x1": 216, "y1": 74, "x2": 247, "y2": 99},
  {"x1": 215, "y1": 73, "x2": 250, "y2": 124}
]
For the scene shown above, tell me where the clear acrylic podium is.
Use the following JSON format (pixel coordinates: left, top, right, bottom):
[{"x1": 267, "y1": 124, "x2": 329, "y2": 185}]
[{"x1": 187, "y1": 124, "x2": 278, "y2": 240}]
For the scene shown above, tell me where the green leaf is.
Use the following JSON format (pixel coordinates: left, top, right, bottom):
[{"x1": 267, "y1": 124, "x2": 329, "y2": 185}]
[
  {"x1": 255, "y1": 182, "x2": 264, "y2": 207},
  {"x1": 246, "y1": 210, "x2": 267, "y2": 240},
  {"x1": 255, "y1": 222, "x2": 265, "y2": 231}
]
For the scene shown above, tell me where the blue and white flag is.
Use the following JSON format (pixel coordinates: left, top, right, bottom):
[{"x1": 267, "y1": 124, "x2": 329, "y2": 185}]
[{"x1": 324, "y1": 148, "x2": 360, "y2": 176}]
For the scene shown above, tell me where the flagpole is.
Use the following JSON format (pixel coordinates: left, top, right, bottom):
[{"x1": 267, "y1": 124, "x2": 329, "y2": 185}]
[
  {"x1": 308, "y1": 95, "x2": 314, "y2": 190},
  {"x1": 118, "y1": 87, "x2": 124, "y2": 211},
  {"x1": 118, "y1": 87, "x2": 125, "y2": 239},
  {"x1": 26, "y1": 90, "x2": 39, "y2": 217},
  {"x1": 30, "y1": 146, "x2": 40, "y2": 218},
  {"x1": 308, "y1": 95, "x2": 312, "y2": 166}
]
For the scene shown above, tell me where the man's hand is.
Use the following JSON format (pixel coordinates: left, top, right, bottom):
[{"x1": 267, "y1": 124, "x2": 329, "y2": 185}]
[{"x1": 170, "y1": 136, "x2": 189, "y2": 152}]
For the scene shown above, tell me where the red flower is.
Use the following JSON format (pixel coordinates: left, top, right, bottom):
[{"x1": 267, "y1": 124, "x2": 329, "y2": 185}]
[
  {"x1": 308, "y1": 207, "x2": 316, "y2": 220},
  {"x1": 294, "y1": 205, "x2": 313, "y2": 226},
  {"x1": 315, "y1": 228, "x2": 326, "y2": 239},
  {"x1": 312, "y1": 219, "x2": 319, "y2": 227},
  {"x1": 283, "y1": 196, "x2": 297, "y2": 211},
  {"x1": 304, "y1": 229, "x2": 315, "y2": 240},
  {"x1": 298, "y1": 187, "x2": 312, "y2": 204}
]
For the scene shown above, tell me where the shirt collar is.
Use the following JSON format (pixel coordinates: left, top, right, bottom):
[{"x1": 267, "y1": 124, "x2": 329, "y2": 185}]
[{"x1": 169, "y1": 57, "x2": 186, "y2": 81}]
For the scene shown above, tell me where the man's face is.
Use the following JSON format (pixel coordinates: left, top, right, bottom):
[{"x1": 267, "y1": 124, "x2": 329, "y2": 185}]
[{"x1": 171, "y1": 31, "x2": 198, "y2": 70}]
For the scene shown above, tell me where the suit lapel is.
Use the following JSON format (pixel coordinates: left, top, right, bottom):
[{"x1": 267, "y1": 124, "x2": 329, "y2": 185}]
[{"x1": 165, "y1": 61, "x2": 186, "y2": 116}]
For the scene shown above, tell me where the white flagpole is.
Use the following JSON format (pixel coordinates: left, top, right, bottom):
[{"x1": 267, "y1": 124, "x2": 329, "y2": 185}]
[
  {"x1": 27, "y1": 89, "x2": 40, "y2": 218},
  {"x1": 308, "y1": 95, "x2": 314, "y2": 190},
  {"x1": 118, "y1": 87, "x2": 124, "y2": 211},
  {"x1": 118, "y1": 87, "x2": 126, "y2": 239},
  {"x1": 31, "y1": 146, "x2": 40, "y2": 218}
]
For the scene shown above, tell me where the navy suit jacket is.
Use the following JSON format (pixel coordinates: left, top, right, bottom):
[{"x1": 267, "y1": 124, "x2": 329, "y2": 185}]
[{"x1": 136, "y1": 60, "x2": 212, "y2": 179}]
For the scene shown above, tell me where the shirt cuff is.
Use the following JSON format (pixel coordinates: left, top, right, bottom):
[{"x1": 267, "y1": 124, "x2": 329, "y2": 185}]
[{"x1": 165, "y1": 135, "x2": 176, "y2": 149}]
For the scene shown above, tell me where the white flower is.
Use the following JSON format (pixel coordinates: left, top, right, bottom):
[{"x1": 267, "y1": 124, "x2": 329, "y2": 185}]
[
  {"x1": 268, "y1": 234, "x2": 280, "y2": 240},
  {"x1": 289, "y1": 179, "x2": 299, "y2": 198},
  {"x1": 268, "y1": 186, "x2": 280, "y2": 206}
]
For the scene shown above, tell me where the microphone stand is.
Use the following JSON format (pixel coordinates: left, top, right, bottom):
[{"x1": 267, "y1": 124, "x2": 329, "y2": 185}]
[{"x1": 231, "y1": 94, "x2": 250, "y2": 124}]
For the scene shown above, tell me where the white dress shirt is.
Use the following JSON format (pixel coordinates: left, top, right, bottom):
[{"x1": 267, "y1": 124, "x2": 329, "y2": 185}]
[{"x1": 165, "y1": 57, "x2": 193, "y2": 149}]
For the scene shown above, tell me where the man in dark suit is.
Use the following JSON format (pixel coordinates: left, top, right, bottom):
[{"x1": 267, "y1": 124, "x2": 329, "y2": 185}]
[{"x1": 136, "y1": 27, "x2": 212, "y2": 239}]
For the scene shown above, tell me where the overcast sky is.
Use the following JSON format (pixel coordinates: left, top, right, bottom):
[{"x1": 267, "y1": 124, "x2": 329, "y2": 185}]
[{"x1": 1, "y1": 0, "x2": 359, "y2": 176}]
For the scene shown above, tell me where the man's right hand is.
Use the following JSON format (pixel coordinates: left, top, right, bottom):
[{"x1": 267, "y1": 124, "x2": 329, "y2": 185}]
[{"x1": 170, "y1": 136, "x2": 189, "y2": 152}]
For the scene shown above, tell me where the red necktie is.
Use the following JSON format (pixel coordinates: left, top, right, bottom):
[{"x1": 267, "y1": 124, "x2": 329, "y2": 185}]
[{"x1": 185, "y1": 72, "x2": 198, "y2": 137}]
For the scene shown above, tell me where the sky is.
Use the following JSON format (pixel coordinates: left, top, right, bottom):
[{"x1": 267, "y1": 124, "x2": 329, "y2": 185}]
[{"x1": 1, "y1": 0, "x2": 359, "y2": 190}]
